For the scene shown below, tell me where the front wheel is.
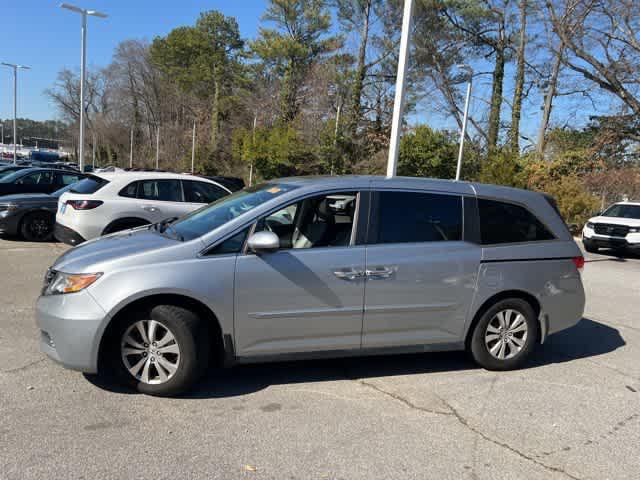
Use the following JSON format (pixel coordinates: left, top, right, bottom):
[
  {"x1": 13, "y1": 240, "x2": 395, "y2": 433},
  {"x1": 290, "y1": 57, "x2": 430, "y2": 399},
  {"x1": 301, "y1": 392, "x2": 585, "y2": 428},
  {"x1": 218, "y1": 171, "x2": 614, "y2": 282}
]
[
  {"x1": 469, "y1": 298, "x2": 538, "y2": 370},
  {"x1": 109, "y1": 305, "x2": 210, "y2": 396}
]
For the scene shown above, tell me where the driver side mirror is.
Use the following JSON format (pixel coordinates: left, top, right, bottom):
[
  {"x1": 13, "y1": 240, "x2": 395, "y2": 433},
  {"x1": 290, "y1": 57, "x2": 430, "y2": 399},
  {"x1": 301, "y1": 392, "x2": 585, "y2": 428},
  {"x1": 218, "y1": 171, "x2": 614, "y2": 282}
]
[{"x1": 247, "y1": 231, "x2": 279, "y2": 254}]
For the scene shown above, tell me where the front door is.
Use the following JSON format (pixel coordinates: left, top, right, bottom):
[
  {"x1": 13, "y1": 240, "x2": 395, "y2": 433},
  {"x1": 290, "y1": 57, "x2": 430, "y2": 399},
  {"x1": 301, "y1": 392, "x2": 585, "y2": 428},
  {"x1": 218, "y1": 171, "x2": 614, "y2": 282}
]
[
  {"x1": 362, "y1": 190, "x2": 481, "y2": 348},
  {"x1": 234, "y1": 191, "x2": 366, "y2": 356}
]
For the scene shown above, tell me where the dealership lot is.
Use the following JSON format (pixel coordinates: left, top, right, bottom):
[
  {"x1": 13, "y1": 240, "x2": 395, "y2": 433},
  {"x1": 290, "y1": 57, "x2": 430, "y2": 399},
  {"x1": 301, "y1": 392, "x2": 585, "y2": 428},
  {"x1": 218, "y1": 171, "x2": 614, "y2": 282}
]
[{"x1": 0, "y1": 238, "x2": 638, "y2": 480}]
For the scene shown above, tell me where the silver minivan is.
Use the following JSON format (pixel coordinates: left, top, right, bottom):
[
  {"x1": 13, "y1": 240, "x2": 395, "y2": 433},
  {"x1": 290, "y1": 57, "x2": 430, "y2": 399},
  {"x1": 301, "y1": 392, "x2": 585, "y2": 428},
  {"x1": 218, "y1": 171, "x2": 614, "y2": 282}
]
[{"x1": 36, "y1": 176, "x2": 585, "y2": 395}]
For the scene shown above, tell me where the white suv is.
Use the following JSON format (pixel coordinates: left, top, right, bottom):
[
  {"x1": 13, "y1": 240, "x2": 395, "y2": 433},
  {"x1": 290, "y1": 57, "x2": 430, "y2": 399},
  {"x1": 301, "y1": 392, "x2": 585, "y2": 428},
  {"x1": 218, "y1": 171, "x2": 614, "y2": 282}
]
[
  {"x1": 54, "y1": 171, "x2": 231, "y2": 245},
  {"x1": 582, "y1": 201, "x2": 640, "y2": 254}
]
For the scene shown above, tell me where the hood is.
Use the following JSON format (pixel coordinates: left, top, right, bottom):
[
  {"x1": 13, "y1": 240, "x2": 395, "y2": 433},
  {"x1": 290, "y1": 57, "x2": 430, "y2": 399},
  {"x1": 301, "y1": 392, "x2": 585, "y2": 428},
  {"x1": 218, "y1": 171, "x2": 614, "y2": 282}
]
[
  {"x1": 0, "y1": 193, "x2": 54, "y2": 204},
  {"x1": 52, "y1": 227, "x2": 189, "y2": 273},
  {"x1": 589, "y1": 216, "x2": 640, "y2": 228}
]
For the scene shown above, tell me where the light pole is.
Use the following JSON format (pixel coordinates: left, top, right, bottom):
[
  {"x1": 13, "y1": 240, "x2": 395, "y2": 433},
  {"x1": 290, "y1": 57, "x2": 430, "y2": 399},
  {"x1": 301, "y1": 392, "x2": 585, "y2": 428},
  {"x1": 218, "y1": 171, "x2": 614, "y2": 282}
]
[
  {"x1": 60, "y1": 3, "x2": 107, "y2": 172},
  {"x1": 455, "y1": 64, "x2": 473, "y2": 181},
  {"x1": 191, "y1": 120, "x2": 196, "y2": 174},
  {"x1": 1, "y1": 123, "x2": 3, "y2": 145},
  {"x1": 155, "y1": 125, "x2": 160, "y2": 170},
  {"x1": 386, "y1": 0, "x2": 415, "y2": 178},
  {"x1": 1, "y1": 62, "x2": 30, "y2": 164}
]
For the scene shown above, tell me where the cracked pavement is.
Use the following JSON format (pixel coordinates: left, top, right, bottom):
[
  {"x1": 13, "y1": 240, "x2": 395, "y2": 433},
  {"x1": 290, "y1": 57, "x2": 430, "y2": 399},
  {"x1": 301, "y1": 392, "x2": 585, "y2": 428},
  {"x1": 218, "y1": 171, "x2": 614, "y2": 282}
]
[{"x1": 0, "y1": 238, "x2": 639, "y2": 479}]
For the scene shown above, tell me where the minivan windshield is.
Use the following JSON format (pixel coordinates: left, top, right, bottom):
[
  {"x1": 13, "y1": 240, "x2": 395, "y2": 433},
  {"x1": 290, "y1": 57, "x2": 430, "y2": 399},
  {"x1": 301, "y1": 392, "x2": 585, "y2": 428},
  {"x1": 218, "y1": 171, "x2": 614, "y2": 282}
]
[
  {"x1": 602, "y1": 204, "x2": 640, "y2": 219},
  {"x1": 168, "y1": 182, "x2": 300, "y2": 241}
]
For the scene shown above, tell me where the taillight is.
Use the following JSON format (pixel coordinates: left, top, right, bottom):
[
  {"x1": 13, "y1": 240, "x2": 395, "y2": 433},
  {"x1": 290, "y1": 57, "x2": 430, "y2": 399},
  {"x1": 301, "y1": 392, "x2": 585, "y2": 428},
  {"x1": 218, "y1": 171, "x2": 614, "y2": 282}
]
[
  {"x1": 572, "y1": 256, "x2": 585, "y2": 270},
  {"x1": 66, "y1": 200, "x2": 103, "y2": 210}
]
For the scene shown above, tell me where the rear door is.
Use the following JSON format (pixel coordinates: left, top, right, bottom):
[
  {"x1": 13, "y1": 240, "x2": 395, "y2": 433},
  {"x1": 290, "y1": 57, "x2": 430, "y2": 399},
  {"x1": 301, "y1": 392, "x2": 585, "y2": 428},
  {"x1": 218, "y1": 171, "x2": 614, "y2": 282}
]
[
  {"x1": 361, "y1": 189, "x2": 481, "y2": 348},
  {"x1": 136, "y1": 179, "x2": 188, "y2": 222}
]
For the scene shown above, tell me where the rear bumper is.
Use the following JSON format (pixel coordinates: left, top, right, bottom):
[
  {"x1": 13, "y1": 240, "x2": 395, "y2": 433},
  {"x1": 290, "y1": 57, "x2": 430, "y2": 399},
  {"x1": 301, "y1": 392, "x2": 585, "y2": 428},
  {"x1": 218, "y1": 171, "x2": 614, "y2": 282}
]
[
  {"x1": 54, "y1": 222, "x2": 86, "y2": 246},
  {"x1": 36, "y1": 291, "x2": 108, "y2": 373}
]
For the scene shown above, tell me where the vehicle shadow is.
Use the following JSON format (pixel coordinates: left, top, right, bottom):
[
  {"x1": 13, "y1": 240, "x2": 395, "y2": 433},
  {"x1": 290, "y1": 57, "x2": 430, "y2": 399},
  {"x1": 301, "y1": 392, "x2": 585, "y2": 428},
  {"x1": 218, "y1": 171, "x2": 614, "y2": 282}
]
[{"x1": 85, "y1": 318, "x2": 624, "y2": 399}]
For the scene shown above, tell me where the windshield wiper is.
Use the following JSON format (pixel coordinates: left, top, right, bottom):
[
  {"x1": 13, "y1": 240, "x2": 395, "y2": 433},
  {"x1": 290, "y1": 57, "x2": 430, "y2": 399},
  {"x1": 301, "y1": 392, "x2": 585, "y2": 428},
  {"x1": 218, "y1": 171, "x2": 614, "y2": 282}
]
[{"x1": 153, "y1": 217, "x2": 184, "y2": 241}]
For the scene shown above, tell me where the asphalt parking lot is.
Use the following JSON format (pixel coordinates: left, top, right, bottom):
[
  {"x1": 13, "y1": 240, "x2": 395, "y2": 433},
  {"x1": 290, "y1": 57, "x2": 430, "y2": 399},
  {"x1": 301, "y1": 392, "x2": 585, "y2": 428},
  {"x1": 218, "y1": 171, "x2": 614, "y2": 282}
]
[{"x1": 0, "y1": 238, "x2": 638, "y2": 480}]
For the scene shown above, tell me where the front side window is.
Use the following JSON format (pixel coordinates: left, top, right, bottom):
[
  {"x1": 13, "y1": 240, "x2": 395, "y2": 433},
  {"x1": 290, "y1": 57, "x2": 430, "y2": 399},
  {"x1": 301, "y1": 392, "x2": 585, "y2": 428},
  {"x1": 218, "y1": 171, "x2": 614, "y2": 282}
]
[
  {"x1": 183, "y1": 180, "x2": 228, "y2": 204},
  {"x1": 602, "y1": 203, "x2": 640, "y2": 220},
  {"x1": 254, "y1": 192, "x2": 358, "y2": 249},
  {"x1": 479, "y1": 198, "x2": 554, "y2": 245},
  {"x1": 206, "y1": 228, "x2": 250, "y2": 255},
  {"x1": 370, "y1": 191, "x2": 462, "y2": 244},
  {"x1": 17, "y1": 171, "x2": 54, "y2": 185},
  {"x1": 138, "y1": 180, "x2": 182, "y2": 202}
]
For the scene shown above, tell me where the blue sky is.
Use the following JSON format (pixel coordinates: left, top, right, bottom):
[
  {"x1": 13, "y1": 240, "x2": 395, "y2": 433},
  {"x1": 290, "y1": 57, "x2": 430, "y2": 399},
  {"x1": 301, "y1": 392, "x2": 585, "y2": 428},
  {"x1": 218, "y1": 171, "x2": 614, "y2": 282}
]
[{"x1": 0, "y1": 1, "x2": 267, "y2": 121}]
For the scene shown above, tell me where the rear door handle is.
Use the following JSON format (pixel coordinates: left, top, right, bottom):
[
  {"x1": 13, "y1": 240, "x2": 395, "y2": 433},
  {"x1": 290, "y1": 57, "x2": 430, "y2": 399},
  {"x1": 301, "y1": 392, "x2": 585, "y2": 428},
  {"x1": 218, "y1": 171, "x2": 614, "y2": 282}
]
[
  {"x1": 142, "y1": 205, "x2": 159, "y2": 213},
  {"x1": 333, "y1": 268, "x2": 365, "y2": 281},
  {"x1": 366, "y1": 266, "x2": 395, "y2": 279}
]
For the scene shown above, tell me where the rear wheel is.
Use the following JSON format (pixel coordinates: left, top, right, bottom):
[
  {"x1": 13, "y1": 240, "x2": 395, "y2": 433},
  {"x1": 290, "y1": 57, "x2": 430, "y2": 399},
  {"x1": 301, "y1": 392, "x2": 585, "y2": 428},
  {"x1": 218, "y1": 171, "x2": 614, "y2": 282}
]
[
  {"x1": 108, "y1": 305, "x2": 210, "y2": 396},
  {"x1": 20, "y1": 211, "x2": 54, "y2": 242},
  {"x1": 469, "y1": 298, "x2": 538, "y2": 370}
]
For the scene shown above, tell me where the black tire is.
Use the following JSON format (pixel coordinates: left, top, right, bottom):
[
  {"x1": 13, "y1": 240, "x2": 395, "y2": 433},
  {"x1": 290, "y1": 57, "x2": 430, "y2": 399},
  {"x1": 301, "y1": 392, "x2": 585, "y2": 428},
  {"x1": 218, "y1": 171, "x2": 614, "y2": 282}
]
[
  {"x1": 107, "y1": 305, "x2": 210, "y2": 396},
  {"x1": 20, "y1": 211, "x2": 54, "y2": 242},
  {"x1": 469, "y1": 298, "x2": 538, "y2": 371}
]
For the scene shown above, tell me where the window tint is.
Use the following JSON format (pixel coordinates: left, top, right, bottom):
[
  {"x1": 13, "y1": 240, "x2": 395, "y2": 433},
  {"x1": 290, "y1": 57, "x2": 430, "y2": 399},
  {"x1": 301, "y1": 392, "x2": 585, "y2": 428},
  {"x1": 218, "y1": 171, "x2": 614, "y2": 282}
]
[
  {"x1": 183, "y1": 180, "x2": 228, "y2": 204},
  {"x1": 70, "y1": 175, "x2": 109, "y2": 194},
  {"x1": 59, "y1": 173, "x2": 81, "y2": 186},
  {"x1": 372, "y1": 191, "x2": 462, "y2": 244},
  {"x1": 119, "y1": 181, "x2": 138, "y2": 198},
  {"x1": 207, "y1": 228, "x2": 249, "y2": 255},
  {"x1": 138, "y1": 180, "x2": 182, "y2": 202},
  {"x1": 254, "y1": 192, "x2": 358, "y2": 249},
  {"x1": 478, "y1": 198, "x2": 554, "y2": 245},
  {"x1": 18, "y1": 171, "x2": 54, "y2": 185}
]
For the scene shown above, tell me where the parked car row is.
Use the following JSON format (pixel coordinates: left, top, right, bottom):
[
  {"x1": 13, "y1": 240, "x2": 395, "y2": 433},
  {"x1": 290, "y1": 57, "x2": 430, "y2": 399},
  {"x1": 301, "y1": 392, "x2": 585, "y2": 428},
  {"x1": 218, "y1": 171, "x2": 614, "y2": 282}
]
[{"x1": 0, "y1": 164, "x2": 245, "y2": 244}]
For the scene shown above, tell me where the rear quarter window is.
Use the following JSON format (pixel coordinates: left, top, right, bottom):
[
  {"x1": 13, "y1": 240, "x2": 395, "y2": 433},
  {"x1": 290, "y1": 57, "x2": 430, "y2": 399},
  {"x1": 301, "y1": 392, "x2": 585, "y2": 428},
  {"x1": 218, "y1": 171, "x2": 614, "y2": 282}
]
[
  {"x1": 70, "y1": 175, "x2": 110, "y2": 194},
  {"x1": 478, "y1": 198, "x2": 555, "y2": 245}
]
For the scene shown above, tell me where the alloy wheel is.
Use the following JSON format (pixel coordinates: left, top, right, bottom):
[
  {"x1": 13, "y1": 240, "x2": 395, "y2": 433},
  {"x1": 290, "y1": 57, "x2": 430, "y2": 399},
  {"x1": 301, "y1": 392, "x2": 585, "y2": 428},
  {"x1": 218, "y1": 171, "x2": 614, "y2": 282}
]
[
  {"x1": 121, "y1": 320, "x2": 181, "y2": 384},
  {"x1": 484, "y1": 309, "x2": 528, "y2": 360}
]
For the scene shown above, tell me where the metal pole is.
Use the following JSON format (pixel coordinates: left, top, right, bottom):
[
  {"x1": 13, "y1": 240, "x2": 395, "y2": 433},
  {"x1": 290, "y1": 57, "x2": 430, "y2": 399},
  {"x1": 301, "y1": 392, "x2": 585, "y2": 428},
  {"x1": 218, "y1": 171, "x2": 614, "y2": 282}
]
[
  {"x1": 331, "y1": 103, "x2": 341, "y2": 176},
  {"x1": 1, "y1": 123, "x2": 3, "y2": 144},
  {"x1": 78, "y1": 11, "x2": 87, "y2": 172},
  {"x1": 249, "y1": 115, "x2": 257, "y2": 186},
  {"x1": 13, "y1": 66, "x2": 17, "y2": 164},
  {"x1": 92, "y1": 133, "x2": 96, "y2": 168},
  {"x1": 129, "y1": 128, "x2": 133, "y2": 168},
  {"x1": 456, "y1": 79, "x2": 472, "y2": 181},
  {"x1": 155, "y1": 125, "x2": 160, "y2": 169},
  {"x1": 191, "y1": 120, "x2": 196, "y2": 174},
  {"x1": 386, "y1": 0, "x2": 415, "y2": 178}
]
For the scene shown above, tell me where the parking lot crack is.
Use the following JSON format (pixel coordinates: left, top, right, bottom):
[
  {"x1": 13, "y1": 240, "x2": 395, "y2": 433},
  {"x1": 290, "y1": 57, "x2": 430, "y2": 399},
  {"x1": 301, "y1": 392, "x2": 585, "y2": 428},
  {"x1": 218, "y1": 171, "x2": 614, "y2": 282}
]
[
  {"x1": 434, "y1": 393, "x2": 583, "y2": 480},
  {"x1": 356, "y1": 379, "x2": 454, "y2": 417},
  {"x1": 1, "y1": 358, "x2": 45, "y2": 374}
]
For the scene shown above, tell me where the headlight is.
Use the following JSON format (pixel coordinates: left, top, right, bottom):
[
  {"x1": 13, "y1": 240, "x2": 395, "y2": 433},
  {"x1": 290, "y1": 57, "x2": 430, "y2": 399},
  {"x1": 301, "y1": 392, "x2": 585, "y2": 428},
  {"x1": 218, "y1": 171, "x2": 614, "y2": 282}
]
[
  {"x1": 44, "y1": 271, "x2": 102, "y2": 295},
  {"x1": 585, "y1": 222, "x2": 594, "y2": 229},
  {"x1": 0, "y1": 204, "x2": 17, "y2": 213}
]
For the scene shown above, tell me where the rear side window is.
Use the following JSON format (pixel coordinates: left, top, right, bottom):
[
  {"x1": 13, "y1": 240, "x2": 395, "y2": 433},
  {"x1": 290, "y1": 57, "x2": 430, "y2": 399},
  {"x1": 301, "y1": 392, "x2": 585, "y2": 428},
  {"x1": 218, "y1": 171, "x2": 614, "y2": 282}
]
[
  {"x1": 58, "y1": 173, "x2": 82, "y2": 186},
  {"x1": 119, "y1": 181, "x2": 138, "y2": 198},
  {"x1": 371, "y1": 191, "x2": 463, "y2": 244},
  {"x1": 138, "y1": 180, "x2": 182, "y2": 202},
  {"x1": 478, "y1": 199, "x2": 555, "y2": 245},
  {"x1": 183, "y1": 180, "x2": 228, "y2": 204},
  {"x1": 70, "y1": 175, "x2": 109, "y2": 194}
]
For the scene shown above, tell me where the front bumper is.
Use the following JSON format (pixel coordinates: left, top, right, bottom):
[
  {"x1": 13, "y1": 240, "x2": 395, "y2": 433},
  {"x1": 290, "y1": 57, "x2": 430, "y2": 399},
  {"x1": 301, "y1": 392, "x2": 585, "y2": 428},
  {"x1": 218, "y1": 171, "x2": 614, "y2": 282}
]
[
  {"x1": 583, "y1": 236, "x2": 640, "y2": 250},
  {"x1": 36, "y1": 290, "x2": 109, "y2": 373},
  {"x1": 0, "y1": 210, "x2": 20, "y2": 236},
  {"x1": 54, "y1": 222, "x2": 86, "y2": 246}
]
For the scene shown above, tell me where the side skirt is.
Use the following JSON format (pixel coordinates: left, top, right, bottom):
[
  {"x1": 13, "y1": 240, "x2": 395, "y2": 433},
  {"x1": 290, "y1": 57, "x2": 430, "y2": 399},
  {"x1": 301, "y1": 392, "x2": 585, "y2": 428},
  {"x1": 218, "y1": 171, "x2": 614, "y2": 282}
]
[{"x1": 231, "y1": 341, "x2": 465, "y2": 366}]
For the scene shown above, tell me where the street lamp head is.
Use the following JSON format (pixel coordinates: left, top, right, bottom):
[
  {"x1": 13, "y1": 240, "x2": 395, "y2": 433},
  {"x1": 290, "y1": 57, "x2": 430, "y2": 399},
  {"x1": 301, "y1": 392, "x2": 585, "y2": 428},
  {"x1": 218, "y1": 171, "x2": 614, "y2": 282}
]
[{"x1": 60, "y1": 3, "x2": 107, "y2": 18}]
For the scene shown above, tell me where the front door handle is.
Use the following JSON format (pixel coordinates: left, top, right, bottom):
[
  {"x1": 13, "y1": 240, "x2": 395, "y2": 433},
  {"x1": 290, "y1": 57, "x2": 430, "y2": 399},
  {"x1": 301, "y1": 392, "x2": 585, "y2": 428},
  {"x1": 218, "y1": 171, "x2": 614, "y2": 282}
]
[
  {"x1": 366, "y1": 266, "x2": 395, "y2": 279},
  {"x1": 333, "y1": 268, "x2": 365, "y2": 281}
]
